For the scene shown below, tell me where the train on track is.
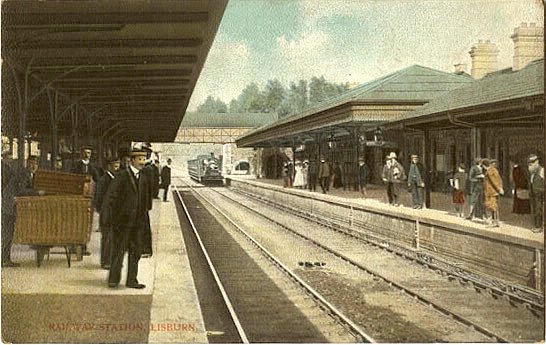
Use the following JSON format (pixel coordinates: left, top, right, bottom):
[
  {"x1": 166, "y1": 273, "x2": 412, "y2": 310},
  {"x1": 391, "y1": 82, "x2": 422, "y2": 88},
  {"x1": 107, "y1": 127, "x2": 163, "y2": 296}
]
[{"x1": 188, "y1": 153, "x2": 223, "y2": 184}]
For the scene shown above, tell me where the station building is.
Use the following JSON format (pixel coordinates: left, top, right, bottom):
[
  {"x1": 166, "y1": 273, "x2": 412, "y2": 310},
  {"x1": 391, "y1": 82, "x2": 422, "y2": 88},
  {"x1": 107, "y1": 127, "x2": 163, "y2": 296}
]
[
  {"x1": 238, "y1": 65, "x2": 474, "y2": 185},
  {"x1": 237, "y1": 23, "x2": 545, "y2": 207}
]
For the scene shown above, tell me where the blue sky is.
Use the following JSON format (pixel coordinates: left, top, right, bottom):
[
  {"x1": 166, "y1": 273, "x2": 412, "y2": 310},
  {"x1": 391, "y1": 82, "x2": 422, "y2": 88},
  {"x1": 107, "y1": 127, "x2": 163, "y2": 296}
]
[{"x1": 188, "y1": 0, "x2": 543, "y2": 110}]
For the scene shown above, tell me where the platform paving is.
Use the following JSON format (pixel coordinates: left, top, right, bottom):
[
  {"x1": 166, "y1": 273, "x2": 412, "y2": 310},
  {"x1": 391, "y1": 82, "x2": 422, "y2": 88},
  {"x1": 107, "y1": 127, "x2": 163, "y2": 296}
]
[
  {"x1": 253, "y1": 177, "x2": 543, "y2": 237},
  {"x1": 1, "y1": 196, "x2": 207, "y2": 343}
]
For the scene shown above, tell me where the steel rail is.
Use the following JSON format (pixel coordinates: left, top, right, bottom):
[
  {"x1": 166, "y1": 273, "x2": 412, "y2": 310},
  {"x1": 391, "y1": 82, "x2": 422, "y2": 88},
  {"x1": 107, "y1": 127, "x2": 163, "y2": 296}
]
[
  {"x1": 232, "y1": 186, "x2": 544, "y2": 311},
  {"x1": 172, "y1": 184, "x2": 250, "y2": 344},
  {"x1": 208, "y1": 185, "x2": 513, "y2": 343},
  {"x1": 177, "y1": 178, "x2": 375, "y2": 343}
]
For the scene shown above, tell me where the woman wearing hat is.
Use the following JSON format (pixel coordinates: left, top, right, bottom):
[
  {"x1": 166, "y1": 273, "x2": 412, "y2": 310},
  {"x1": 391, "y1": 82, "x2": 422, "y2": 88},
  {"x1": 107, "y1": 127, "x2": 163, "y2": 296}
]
[
  {"x1": 293, "y1": 161, "x2": 305, "y2": 188},
  {"x1": 483, "y1": 159, "x2": 504, "y2": 227},
  {"x1": 450, "y1": 163, "x2": 467, "y2": 218}
]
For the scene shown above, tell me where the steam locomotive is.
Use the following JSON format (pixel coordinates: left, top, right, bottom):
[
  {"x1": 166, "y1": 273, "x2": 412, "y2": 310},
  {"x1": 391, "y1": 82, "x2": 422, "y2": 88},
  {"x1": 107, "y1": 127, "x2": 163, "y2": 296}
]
[{"x1": 187, "y1": 153, "x2": 223, "y2": 184}]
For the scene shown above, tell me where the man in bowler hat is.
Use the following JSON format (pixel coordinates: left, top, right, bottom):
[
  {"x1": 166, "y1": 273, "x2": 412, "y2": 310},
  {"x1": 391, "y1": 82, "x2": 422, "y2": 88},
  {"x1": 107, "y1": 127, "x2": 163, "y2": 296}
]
[
  {"x1": 72, "y1": 145, "x2": 99, "y2": 182},
  {"x1": 102, "y1": 147, "x2": 153, "y2": 288},
  {"x1": 94, "y1": 156, "x2": 121, "y2": 269}
]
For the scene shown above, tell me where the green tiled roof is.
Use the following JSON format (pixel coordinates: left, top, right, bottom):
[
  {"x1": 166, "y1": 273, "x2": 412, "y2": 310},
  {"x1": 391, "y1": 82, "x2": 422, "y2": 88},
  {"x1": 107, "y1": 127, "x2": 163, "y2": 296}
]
[
  {"x1": 181, "y1": 112, "x2": 278, "y2": 128},
  {"x1": 398, "y1": 59, "x2": 544, "y2": 121},
  {"x1": 242, "y1": 64, "x2": 474, "y2": 136}
]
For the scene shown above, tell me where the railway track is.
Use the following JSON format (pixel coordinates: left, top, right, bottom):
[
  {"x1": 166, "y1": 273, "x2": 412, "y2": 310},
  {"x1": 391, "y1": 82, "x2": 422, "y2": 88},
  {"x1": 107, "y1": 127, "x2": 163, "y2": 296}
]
[
  {"x1": 233, "y1": 185, "x2": 545, "y2": 310},
  {"x1": 172, "y1": 183, "x2": 369, "y2": 343},
  {"x1": 184, "y1": 181, "x2": 543, "y2": 342}
]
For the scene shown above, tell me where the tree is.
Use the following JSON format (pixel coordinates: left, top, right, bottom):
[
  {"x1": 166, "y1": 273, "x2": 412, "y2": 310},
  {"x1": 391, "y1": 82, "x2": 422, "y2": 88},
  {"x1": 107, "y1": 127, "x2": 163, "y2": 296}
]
[
  {"x1": 278, "y1": 79, "x2": 308, "y2": 117},
  {"x1": 263, "y1": 79, "x2": 285, "y2": 113},
  {"x1": 197, "y1": 95, "x2": 228, "y2": 113},
  {"x1": 309, "y1": 76, "x2": 350, "y2": 105},
  {"x1": 228, "y1": 98, "x2": 241, "y2": 113},
  {"x1": 238, "y1": 82, "x2": 265, "y2": 113}
]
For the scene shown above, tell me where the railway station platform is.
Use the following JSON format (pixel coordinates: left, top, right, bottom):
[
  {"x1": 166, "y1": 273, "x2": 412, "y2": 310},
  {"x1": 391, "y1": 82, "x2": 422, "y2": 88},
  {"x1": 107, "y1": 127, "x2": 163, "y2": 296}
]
[
  {"x1": 227, "y1": 176, "x2": 544, "y2": 295},
  {"x1": 1, "y1": 198, "x2": 207, "y2": 344},
  {"x1": 248, "y1": 177, "x2": 538, "y2": 230}
]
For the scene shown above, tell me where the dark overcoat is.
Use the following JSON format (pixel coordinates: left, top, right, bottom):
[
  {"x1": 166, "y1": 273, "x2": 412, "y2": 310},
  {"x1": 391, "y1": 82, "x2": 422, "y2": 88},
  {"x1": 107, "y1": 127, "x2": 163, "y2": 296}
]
[
  {"x1": 72, "y1": 160, "x2": 99, "y2": 182},
  {"x1": 102, "y1": 168, "x2": 153, "y2": 256},
  {"x1": 160, "y1": 165, "x2": 171, "y2": 187},
  {"x1": 151, "y1": 164, "x2": 160, "y2": 196},
  {"x1": 95, "y1": 172, "x2": 115, "y2": 226}
]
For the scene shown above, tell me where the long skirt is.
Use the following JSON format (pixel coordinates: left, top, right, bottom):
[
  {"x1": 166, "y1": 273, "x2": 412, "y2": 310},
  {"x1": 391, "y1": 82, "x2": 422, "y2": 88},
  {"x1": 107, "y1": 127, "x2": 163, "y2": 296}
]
[
  {"x1": 485, "y1": 195, "x2": 498, "y2": 212},
  {"x1": 452, "y1": 190, "x2": 465, "y2": 204},
  {"x1": 513, "y1": 189, "x2": 531, "y2": 214}
]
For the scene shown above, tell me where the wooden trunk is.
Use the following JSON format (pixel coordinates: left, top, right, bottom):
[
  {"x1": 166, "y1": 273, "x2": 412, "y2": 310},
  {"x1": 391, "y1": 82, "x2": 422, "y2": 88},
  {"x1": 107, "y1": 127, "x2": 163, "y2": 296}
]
[
  {"x1": 14, "y1": 196, "x2": 93, "y2": 246},
  {"x1": 33, "y1": 170, "x2": 94, "y2": 198}
]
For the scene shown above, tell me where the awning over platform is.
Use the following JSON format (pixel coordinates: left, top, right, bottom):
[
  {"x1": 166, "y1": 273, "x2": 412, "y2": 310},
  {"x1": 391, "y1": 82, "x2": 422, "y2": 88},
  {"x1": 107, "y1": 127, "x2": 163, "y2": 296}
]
[
  {"x1": 2, "y1": 0, "x2": 228, "y2": 142},
  {"x1": 236, "y1": 65, "x2": 473, "y2": 148},
  {"x1": 385, "y1": 59, "x2": 544, "y2": 130}
]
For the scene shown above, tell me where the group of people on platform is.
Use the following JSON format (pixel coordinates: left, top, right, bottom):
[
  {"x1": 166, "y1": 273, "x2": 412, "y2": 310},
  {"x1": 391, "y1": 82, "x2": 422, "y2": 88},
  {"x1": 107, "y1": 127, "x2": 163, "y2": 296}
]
[
  {"x1": 381, "y1": 151, "x2": 544, "y2": 232},
  {"x1": 278, "y1": 151, "x2": 543, "y2": 233},
  {"x1": 281, "y1": 157, "x2": 370, "y2": 196},
  {"x1": 457, "y1": 155, "x2": 543, "y2": 232},
  {"x1": 1, "y1": 142, "x2": 176, "y2": 288}
]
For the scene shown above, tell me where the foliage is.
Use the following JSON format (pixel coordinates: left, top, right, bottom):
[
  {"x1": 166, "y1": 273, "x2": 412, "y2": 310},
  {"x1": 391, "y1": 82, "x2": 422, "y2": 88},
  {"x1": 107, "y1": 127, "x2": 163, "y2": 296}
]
[
  {"x1": 196, "y1": 76, "x2": 351, "y2": 117},
  {"x1": 196, "y1": 96, "x2": 228, "y2": 113}
]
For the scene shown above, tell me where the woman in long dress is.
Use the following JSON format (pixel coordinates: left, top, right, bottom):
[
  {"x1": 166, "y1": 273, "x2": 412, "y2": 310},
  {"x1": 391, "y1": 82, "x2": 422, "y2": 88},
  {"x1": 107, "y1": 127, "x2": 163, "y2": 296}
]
[
  {"x1": 512, "y1": 164, "x2": 531, "y2": 214},
  {"x1": 293, "y1": 161, "x2": 305, "y2": 188}
]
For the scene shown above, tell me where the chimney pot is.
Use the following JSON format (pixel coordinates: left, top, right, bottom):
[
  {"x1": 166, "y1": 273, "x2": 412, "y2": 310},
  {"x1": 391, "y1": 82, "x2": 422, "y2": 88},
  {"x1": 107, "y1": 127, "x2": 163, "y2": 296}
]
[
  {"x1": 512, "y1": 23, "x2": 544, "y2": 70},
  {"x1": 454, "y1": 63, "x2": 467, "y2": 74},
  {"x1": 469, "y1": 40, "x2": 499, "y2": 79}
]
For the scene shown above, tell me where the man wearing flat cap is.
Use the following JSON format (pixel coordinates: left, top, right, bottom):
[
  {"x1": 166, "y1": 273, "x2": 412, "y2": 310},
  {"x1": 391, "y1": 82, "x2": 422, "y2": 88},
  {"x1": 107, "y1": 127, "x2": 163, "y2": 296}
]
[
  {"x1": 528, "y1": 154, "x2": 544, "y2": 232},
  {"x1": 102, "y1": 147, "x2": 153, "y2": 288},
  {"x1": 94, "y1": 156, "x2": 121, "y2": 269}
]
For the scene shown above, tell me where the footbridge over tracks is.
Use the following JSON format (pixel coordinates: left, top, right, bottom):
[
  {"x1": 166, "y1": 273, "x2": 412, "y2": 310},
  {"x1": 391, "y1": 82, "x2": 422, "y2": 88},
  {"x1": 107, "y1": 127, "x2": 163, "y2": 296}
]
[{"x1": 175, "y1": 112, "x2": 278, "y2": 144}]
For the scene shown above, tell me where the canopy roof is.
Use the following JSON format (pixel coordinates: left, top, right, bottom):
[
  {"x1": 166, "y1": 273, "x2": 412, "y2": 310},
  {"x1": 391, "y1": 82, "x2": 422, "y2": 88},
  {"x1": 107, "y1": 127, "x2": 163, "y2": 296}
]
[
  {"x1": 387, "y1": 59, "x2": 544, "y2": 130},
  {"x1": 236, "y1": 65, "x2": 473, "y2": 147},
  {"x1": 2, "y1": 0, "x2": 228, "y2": 142}
]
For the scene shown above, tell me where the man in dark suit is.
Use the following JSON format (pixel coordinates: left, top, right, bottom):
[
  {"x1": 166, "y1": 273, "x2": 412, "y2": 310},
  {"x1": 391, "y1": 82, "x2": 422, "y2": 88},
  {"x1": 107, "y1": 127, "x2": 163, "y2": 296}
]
[
  {"x1": 2, "y1": 154, "x2": 43, "y2": 267},
  {"x1": 160, "y1": 158, "x2": 172, "y2": 202},
  {"x1": 152, "y1": 159, "x2": 160, "y2": 199},
  {"x1": 71, "y1": 145, "x2": 99, "y2": 256},
  {"x1": 94, "y1": 156, "x2": 121, "y2": 269},
  {"x1": 102, "y1": 147, "x2": 153, "y2": 289},
  {"x1": 72, "y1": 145, "x2": 99, "y2": 182},
  {"x1": 528, "y1": 154, "x2": 544, "y2": 233}
]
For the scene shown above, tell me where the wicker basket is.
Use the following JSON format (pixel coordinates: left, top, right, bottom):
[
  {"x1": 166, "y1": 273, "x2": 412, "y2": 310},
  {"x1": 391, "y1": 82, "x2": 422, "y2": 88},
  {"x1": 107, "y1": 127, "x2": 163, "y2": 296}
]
[
  {"x1": 33, "y1": 170, "x2": 94, "y2": 198},
  {"x1": 14, "y1": 196, "x2": 93, "y2": 246}
]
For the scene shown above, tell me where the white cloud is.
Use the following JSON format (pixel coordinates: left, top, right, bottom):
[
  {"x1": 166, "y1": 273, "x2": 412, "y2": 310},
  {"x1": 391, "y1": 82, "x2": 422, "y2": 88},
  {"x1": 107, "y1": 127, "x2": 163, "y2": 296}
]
[
  {"x1": 190, "y1": 0, "x2": 544, "y2": 110},
  {"x1": 188, "y1": 38, "x2": 252, "y2": 110},
  {"x1": 275, "y1": 30, "x2": 345, "y2": 83},
  {"x1": 300, "y1": 0, "x2": 362, "y2": 22}
]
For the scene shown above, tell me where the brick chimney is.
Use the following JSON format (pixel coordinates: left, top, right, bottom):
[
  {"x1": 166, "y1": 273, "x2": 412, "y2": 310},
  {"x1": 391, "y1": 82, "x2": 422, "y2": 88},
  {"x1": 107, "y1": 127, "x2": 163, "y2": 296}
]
[
  {"x1": 453, "y1": 63, "x2": 467, "y2": 74},
  {"x1": 511, "y1": 22, "x2": 544, "y2": 71},
  {"x1": 469, "y1": 40, "x2": 499, "y2": 79}
]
